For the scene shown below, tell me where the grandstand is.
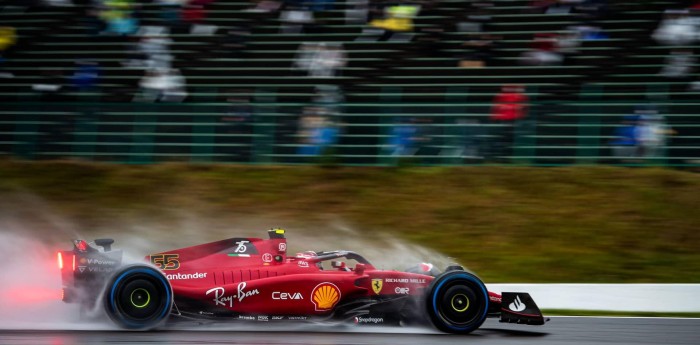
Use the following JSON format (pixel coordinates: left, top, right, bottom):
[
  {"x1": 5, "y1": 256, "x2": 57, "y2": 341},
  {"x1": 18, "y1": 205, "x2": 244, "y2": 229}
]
[{"x1": 0, "y1": 0, "x2": 698, "y2": 166}]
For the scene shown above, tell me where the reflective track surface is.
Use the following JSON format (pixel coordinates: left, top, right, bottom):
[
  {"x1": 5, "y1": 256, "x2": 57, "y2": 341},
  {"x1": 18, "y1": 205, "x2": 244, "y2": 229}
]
[{"x1": 1, "y1": 317, "x2": 699, "y2": 345}]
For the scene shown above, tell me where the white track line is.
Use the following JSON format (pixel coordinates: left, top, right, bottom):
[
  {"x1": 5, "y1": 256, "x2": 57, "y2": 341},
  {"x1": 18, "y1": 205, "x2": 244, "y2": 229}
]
[{"x1": 547, "y1": 316, "x2": 700, "y2": 320}]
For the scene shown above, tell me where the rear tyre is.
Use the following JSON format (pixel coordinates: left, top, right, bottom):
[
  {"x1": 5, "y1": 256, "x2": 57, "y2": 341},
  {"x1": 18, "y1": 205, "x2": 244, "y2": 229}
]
[
  {"x1": 103, "y1": 265, "x2": 173, "y2": 330},
  {"x1": 425, "y1": 271, "x2": 489, "y2": 334}
]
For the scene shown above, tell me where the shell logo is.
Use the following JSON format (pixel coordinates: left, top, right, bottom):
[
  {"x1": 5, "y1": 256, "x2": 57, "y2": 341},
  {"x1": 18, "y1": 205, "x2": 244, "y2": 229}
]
[{"x1": 311, "y1": 282, "x2": 341, "y2": 311}]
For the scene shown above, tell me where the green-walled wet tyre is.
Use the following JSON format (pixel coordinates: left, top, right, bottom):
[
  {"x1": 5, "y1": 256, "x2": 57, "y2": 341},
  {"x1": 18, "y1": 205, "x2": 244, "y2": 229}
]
[
  {"x1": 103, "y1": 264, "x2": 173, "y2": 330},
  {"x1": 425, "y1": 270, "x2": 489, "y2": 334}
]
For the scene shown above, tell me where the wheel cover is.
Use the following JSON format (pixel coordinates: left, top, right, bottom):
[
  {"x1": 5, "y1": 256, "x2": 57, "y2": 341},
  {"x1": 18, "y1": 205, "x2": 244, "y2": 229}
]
[
  {"x1": 130, "y1": 288, "x2": 151, "y2": 309},
  {"x1": 450, "y1": 293, "x2": 470, "y2": 312},
  {"x1": 438, "y1": 284, "x2": 480, "y2": 326}
]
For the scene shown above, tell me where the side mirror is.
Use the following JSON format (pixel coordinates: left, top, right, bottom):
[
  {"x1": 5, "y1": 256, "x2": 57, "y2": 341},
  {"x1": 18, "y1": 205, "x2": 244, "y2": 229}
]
[{"x1": 355, "y1": 263, "x2": 366, "y2": 275}]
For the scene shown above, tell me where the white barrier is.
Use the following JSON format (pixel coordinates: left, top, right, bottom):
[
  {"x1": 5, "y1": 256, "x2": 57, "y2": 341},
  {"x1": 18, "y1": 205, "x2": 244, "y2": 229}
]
[{"x1": 487, "y1": 284, "x2": 700, "y2": 312}]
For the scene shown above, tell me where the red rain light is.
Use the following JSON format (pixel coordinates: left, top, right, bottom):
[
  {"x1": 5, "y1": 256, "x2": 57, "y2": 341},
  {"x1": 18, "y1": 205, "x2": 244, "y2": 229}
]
[
  {"x1": 57, "y1": 252, "x2": 63, "y2": 270},
  {"x1": 72, "y1": 254, "x2": 76, "y2": 272},
  {"x1": 75, "y1": 240, "x2": 88, "y2": 252}
]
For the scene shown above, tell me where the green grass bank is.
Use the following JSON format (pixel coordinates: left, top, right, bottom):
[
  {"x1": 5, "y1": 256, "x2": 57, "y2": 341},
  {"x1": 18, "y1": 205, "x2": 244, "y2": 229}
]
[{"x1": 0, "y1": 161, "x2": 698, "y2": 283}]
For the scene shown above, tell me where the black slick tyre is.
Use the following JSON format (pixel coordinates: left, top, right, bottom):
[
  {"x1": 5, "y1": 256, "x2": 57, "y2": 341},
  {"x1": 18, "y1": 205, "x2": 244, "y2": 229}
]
[
  {"x1": 103, "y1": 264, "x2": 173, "y2": 330},
  {"x1": 425, "y1": 270, "x2": 489, "y2": 334}
]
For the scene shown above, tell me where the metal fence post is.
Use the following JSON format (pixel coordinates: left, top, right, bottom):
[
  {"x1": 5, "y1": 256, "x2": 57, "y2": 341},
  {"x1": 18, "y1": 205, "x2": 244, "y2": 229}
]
[
  {"x1": 128, "y1": 102, "x2": 156, "y2": 164},
  {"x1": 577, "y1": 84, "x2": 602, "y2": 164},
  {"x1": 253, "y1": 87, "x2": 276, "y2": 164},
  {"x1": 379, "y1": 86, "x2": 402, "y2": 166},
  {"x1": 190, "y1": 87, "x2": 217, "y2": 163}
]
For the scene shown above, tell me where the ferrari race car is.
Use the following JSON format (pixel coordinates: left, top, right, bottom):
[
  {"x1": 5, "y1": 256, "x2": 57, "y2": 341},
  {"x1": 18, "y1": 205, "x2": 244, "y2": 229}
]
[{"x1": 57, "y1": 229, "x2": 546, "y2": 333}]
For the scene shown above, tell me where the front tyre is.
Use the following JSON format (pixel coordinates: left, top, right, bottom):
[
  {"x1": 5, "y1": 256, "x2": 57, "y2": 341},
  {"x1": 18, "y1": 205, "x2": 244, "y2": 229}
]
[
  {"x1": 425, "y1": 271, "x2": 489, "y2": 334},
  {"x1": 103, "y1": 264, "x2": 173, "y2": 330}
]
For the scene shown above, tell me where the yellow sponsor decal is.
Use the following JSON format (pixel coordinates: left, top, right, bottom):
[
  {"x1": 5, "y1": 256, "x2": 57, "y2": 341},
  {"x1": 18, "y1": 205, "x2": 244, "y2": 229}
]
[
  {"x1": 371, "y1": 279, "x2": 383, "y2": 294},
  {"x1": 311, "y1": 282, "x2": 341, "y2": 311}
]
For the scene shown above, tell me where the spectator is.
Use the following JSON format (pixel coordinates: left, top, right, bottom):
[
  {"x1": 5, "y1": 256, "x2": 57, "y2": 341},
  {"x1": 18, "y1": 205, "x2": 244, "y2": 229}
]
[
  {"x1": 216, "y1": 26, "x2": 250, "y2": 58},
  {"x1": 456, "y1": 1, "x2": 493, "y2": 33},
  {"x1": 218, "y1": 90, "x2": 254, "y2": 162},
  {"x1": 156, "y1": 0, "x2": 187, "y2": 27},
  {"x1": 410, "y1": 27, "x2": 449, "y2": 59},
  {"x1": 345, "y1": 0, "x2": 369, "y2": 24},
  {"x1": 308, "y1": 0, "x2": 334, "y2": 12},
  {"x1": 531, "y1": 0, "x2": 584, "y2": 14},
  {"x1": 458, "y1": 33, "x2": 499, "y2": 67},
  {"x1": 100, "y1": 0, "x2": 139, "y2": 36},
  {"x1": 247, "y1": 0, "x2": 282, "y2": 13},
  {"x1": 279, "y1": 1, "x2": 315, "y2": 34},
  {"x1": 570, "y1": 25, "x2": 608, "y2": 41},
  {"x1": 456, "y1": 117, "x2": 482, "y2": 160},
  {"x1": 83, "y1": 3, "x2": 107, "y2": 35},
  {"x1": 387, "y1": 117, "x2": 434, "y2": 157},
  {"x1": 297, "y1": 107, "x2": 338, "y2": 156},
  {"x1": 136, "y1": 68, "x2": 188, "y2": 102},
  {"x1": 546, "y1": 0, "x2": 584, "y2": 14},
  {"x1": 610, "y1": 115, "x2": 640, "y2": 161},
  {"x1": 313, "y1": 84, "x2": 344, "y2": 117},
  {"x1": 530, "y1": 0, "x2": 556, "y2": 13},
  {"x1": 576, "y1": 0, "x2": 608, "y2": 21},
  {"x1": 182, "y1": 2, "x2": 205, "y2": 24},
  {"x1": 32, "y1": 69, "x2": 65, "y2": 101},
  {"x1": 0, "y1": 27, "x2": 17, "y2": 78},
  {"x1": 70, "y1": 60, "x2": 100, "y2": 91},
  {"x1": 637, "y1": 108, "x2": 675, "y2": 159},
  {"x1": 0, "y1": 27, "x2": 17, "y2": 52},
  {"x1": 137, "y1": 29, "x2": 174, "y2": 70},
  {"x1": 556, "y1": 27, "x2": 602, "y2": 63},
  {"x1": 358, "y1": 4, "x2": 421, "y2": 42},
  {"x1": 293, "y1": 42, "x2": 346, "y2": 78},
  {"x1": 42, "y1": 0, "x2": 74, "y2": 6},
  {"x1": 294, "y1": 42, "x2": 316, "y2": 75},
  {"x1": 411, "y1": 117, "x2": 436, "y2": 156},
  {"x1": 520, "y1": 33, "x2": 563, "y2": 65},
  {"x1": 652, "y1": 9, "x2": 696, "y2": 46},
  {"x1": 389, "y1": 117, "x2": 419, "y2": 156},
  {"x1": 489, "y1": 85, "x2": 528, "y2": 161},
  {"x1": 660, "y1": 49, "x2": 696, "y2": 78},
  {"x1": 183, "y1": 1, "x2": 219, "y2": 34}
]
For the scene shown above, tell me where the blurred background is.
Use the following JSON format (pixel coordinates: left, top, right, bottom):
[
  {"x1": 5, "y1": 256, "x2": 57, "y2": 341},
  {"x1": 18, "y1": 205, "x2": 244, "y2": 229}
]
[
  {"x1": 0, "y1": 0, "x2": 699, "y2": 165},
  {"x1": 0, "y1": 0, "x2": 699, "y2": 286}
]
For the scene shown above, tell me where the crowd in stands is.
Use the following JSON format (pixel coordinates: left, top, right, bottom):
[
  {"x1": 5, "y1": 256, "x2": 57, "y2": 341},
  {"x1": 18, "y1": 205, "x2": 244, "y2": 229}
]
[
  {"x1": 0, "y1": 26, "x2": 17, "y2": 78},
  {"x1": 1, "y1": 0, "x2": 698, "y2": 163},
  {"x1": 611, "y1": 105, "x2": 675, "y2": 161}
]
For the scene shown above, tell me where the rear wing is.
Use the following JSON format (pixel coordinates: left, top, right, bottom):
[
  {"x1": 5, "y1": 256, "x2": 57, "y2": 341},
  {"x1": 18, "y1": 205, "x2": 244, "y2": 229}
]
[{"x1": 500, "y1": 292, "x2": 546, "y2": 325}]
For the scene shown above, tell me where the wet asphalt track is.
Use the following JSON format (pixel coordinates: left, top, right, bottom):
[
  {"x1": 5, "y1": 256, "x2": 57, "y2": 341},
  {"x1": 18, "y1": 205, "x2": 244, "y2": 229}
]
[{"x1": 0, "y1": 317, "x2": 698, "y2": 345}]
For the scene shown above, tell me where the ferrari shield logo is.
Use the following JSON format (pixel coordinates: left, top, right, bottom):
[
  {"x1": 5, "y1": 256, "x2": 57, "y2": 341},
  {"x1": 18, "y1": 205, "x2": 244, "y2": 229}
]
[{"x1": 371, "y1": 279, "x2": 383, "y2": 294}]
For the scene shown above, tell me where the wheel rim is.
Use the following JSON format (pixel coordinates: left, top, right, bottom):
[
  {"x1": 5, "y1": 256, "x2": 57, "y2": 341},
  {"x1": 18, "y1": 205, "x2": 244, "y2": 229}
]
[
  {"x1": 112, "y1": 273, "x2": 168, "y2": 323},
  {"x1": 450, "y1": 293, "x2": 470, "y2": 312},
  {"x1": 130, "y1": 288, "x2": 151, "y2": 308},
  {"x1": 437, "y1": 284, "x2": 481, "y2": 326}
]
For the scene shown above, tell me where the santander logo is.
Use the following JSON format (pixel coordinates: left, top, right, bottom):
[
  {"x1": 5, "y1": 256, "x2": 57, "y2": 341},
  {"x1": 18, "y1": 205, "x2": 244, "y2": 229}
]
[{"x1": 508, "y1": 295, "x2": 526, "y2": 312}]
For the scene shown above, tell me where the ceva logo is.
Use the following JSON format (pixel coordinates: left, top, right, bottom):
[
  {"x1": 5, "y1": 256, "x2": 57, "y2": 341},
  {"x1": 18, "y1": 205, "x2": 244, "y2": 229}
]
[
  {"x1": 272, "y1": 292, "x2": 303, "y2": 300},
  {"x1": 509, "y1": 295, "x2": 526, "y2": 312}
]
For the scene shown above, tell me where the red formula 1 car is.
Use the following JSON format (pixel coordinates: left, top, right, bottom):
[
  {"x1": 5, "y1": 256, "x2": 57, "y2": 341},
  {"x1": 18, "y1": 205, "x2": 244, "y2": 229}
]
[{"x1": 57, "y1": 229, "x2": 546, "y2": 333}]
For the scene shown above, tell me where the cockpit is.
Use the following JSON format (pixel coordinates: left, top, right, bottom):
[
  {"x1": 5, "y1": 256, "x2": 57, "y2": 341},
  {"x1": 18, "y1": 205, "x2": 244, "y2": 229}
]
[{"x1": 294, "y1": 250, "x2": 375, "y2": 272}]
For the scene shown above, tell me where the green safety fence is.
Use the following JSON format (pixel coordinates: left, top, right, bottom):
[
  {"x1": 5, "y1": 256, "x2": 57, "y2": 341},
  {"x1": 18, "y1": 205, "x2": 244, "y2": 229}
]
[{"x1": 0, "y1": 93, "x2": 698, "y2": 167}]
